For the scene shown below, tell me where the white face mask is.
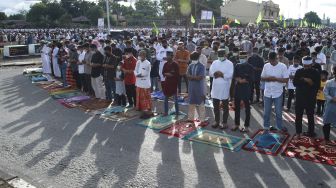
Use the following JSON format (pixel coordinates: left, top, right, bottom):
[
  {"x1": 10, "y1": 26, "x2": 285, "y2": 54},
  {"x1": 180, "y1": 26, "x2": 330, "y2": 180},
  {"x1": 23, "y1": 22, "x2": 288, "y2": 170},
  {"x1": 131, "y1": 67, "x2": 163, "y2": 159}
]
[
  {"x1": 239, "y1": 59, "x2": 246, "y2": 63},
  {"x1": 191, "y1": 60, "x2": 198, "y2": 64},
  {"x1": 233, "y1": 53, "x2": 238, "y2": 56},
  {"x1": 117, "y1": 65, "x2": 121, "y2": 70},
  {"x1": 218, "y1": 57, "x2": 225, "y2": 61}
]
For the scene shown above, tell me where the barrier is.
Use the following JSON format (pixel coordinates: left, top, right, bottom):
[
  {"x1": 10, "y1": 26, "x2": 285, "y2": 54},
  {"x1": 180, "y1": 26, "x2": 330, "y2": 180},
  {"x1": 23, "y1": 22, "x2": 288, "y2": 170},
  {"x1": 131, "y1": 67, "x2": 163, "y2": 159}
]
[{"x1": 3, "y1": 45, "x2": 29, "y2": 57}]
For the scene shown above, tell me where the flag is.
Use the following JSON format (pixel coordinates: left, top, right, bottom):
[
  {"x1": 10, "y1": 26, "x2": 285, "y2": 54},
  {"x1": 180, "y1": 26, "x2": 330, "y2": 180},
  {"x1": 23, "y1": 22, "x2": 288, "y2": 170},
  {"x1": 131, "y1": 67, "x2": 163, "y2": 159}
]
[
  {"x1": 304, "y1": 20, "x2": 308, "y2": 27},
  {"x1": 279, "y1": 15, "x2": 283, "y2": 21},
  {"x1": 152, "y1": 22, "x2": 159, "y2": 35},
  {"x1": 274, "y1": 19, "x2": 278, "y2": 24},
  {"x1": 266, "y1": 22, "x2": 270, "y2": 28},
  {"x1": 212, "y1": 16, "x2": 215, "y2": 26},
  {"x1": 234, "y1": 19, "x2": 240, "y2": 24},
  {"x1": 291, "y1": 19, "x2": 294, "y2": 26},
  {"x1": 256, "y1": 12, "x2": 262, "y2": 24},
  {"x1": 191, "y1": 14, "x2": 195, "y2": 24},
  {"x1": 300, "y1": 20, "x2": 303, "y2": 27},
  {"x1": 283, "y1": 20, "x2": 287, "y2": 28},
  {"x1": 312, "y1": 23, "x2": 315, "y2": 28}
]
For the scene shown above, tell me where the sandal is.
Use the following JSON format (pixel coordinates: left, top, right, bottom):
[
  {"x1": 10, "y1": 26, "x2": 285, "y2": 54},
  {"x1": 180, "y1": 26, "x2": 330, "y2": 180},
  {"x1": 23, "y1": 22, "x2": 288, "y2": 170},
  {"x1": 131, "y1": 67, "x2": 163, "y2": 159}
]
[
  {"x1": 220, "y1": 124, "x2": 228, "y2": 130},
  {"x1": 231, "y1": 126, "x2": 240, "y2": 131},
  {"x1": 240, "y1": 127, "x2": 249, "y2": 133}
]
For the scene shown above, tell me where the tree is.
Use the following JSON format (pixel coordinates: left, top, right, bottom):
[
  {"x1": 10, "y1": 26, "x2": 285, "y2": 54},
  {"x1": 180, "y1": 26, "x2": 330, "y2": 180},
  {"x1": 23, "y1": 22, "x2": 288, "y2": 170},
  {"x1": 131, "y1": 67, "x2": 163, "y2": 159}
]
[
  {"x1": 86, "y1": 6, "x2": 104, "y2": 25},
  {"x1": 46, "y1": 2, "x2": 66, "y2": 22},
  {"x1": 26, "y1": 3, "x2": 47, "y2": 24},
  {"x1": 132, "y1": 0, "x2": 159, "y2": 24},
  {"x1": 304, "y1": 11, "x2": 321, "y2": 27},
  {"x1": 60, "y1": 0, "x2": 96, "y2": 18},
  {"x1": 7, "y1": 13, "x2": 25, "y2": 20},
  {"x1": 59, "y1": 13, "x2": 72, "y2": 26},
  {"x1": 0, "y1": 12, "x2": 7, "y2": 20}
]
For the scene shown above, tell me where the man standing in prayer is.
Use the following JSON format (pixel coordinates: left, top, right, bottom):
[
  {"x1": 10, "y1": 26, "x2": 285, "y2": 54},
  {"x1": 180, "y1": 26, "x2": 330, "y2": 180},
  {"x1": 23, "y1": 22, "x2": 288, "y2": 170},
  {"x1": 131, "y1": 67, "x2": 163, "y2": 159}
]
[
  {"x1": 90, "y1": 44, "x2": 106, "y2": 100},
  {"x1": 322, "y1": 66, "x2": 336, "y2": 146},
  {"x1": 209, "y1": 49, "x2": 234, "y2": 129},
  {"x1": 41, "y1": 41, "x2": 52, "y2": 81},
  {"x1": 293, "y1": 56, "x2": 321, "y2": 138},
  {"x1": 52, "y1": 42, "x2": 61, "y2": 78},
  {"x1": 175, "y1": 42, "x2": 190, "y2": 93},
  {"x1": 261, "y1": 52, "x2": 289, "y2": 132},
  {"x1": 248, "y1": 47, "x2": 264, "y2": 103},
  {"x1": 134, "y1": 50, "x2": 152, "y2": 114},
  {"x1": 162, "y1": 49, "x2": 180, "y2": 116},
  {"x1": 102, "y1": 46, "x2": 118, "y2": 101},
  {"x1": 122, "y1": 48, "x2": 137, "y2": 108},
  {"x1": 231, "y1": 51, "x2": 254, "y2": 133},
  {"x1": 187, "y1": 52, "x2": 206, "y2": 122}
]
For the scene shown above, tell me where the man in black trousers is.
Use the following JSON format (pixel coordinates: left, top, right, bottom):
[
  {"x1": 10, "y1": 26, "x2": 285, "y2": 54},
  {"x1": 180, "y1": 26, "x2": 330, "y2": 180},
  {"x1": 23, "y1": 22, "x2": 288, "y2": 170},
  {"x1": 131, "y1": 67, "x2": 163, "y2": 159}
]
[
  {"x1": 248, "y1": 47, "x2": 264, "y2": 103},
  {"x1": 293, "y1": 56, "x2": 321, "y2": 138}
]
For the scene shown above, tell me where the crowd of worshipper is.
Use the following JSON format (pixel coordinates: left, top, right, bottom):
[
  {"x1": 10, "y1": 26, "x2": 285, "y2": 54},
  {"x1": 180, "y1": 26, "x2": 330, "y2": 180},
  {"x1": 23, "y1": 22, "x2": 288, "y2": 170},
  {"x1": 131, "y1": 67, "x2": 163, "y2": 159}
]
[{"x1": 36, "y1": 27, "x2": 336, "y2": 146}]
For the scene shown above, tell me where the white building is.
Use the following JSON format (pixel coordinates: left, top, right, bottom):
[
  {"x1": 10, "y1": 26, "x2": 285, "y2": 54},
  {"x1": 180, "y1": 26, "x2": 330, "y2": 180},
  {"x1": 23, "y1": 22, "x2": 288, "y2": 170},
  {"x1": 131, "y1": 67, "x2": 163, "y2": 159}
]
[{"x1": 221, "y1": 0, "x2": 280, "y2": 24}]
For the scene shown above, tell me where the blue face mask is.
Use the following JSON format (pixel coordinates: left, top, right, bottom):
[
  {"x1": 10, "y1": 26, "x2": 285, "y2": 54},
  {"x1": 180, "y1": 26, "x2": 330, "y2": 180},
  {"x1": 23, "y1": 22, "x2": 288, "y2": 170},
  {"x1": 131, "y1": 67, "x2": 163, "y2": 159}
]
[{"x1": 239, "y1": 59, "x2": 246, "y2": 63}]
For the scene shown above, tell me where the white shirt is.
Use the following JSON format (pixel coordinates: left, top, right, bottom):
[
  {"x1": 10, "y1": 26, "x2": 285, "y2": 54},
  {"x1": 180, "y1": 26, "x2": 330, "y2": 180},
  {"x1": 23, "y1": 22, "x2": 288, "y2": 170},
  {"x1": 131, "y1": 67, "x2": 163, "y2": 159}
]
[
  {"x1": 317, "y1": 52, "x2": 326, "y2": 65},
  {"x1": 209, "y1": 59, "x2": 234, "y2": 100},
  {"x1": 134, "y1": 59, "x2": 151, "y2": 88},
  {"x1": 287, "y1": 65, "x2": 302, "y2": 89},
  {"x1": 261, "y1": 62, "x2": 289, "y2": 98}
]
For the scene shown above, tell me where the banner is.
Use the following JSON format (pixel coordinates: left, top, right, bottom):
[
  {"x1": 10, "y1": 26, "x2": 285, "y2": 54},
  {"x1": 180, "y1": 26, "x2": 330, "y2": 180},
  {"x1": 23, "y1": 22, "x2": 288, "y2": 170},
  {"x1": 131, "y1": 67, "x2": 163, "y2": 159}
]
[
  {"x1": 201, "y1": 10, "x2": 213, "y2": 20},
  {"x1": 98, "y1": 18, "x2": 104, "y2": 28}
]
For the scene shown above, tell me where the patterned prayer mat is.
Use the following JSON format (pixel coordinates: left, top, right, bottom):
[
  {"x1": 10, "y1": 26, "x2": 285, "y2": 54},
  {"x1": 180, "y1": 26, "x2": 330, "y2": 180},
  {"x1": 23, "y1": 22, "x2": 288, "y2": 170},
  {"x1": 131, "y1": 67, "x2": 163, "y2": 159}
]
[
  {"x1": 31, "y1": 75, "x2": 48, "y2": 83},
  {"x1": 184, "y1": 129, "x2": 250, "y2": 151},
  {"x1": 159, "y1": 120, "x2": 209, "y2": 138},
  {"x1": 51, "y1": 91, "x2": 83, "y2": 99},
  {"x1": 282, "y1": 136, "x2": 336, "y2": 166},
  {"x1": 242, "y1": 129, "x2": 290, "y2": 156},
  {"x1": 100, "y1": 109, "x2": 140, "y2": 122},
  {"x1": 101, "y1": 106, "x2": 127, "y2": 116},
  {"x1": 137, "y1": 114, "x2": 186, "y2": 130},
  {"x1": 57, "y1": 99, "x2": 78, "y2": 108},
  {"x1": 77, "y1": 99, "x2": 111, "y2": 111},
  {"x1": 49, "y1": 89, "x2": 78, "y2": 95},
  {"x1": 282, "y1": 111, "x2": 323, "y2": 126},
  {"x1": 36, "y1": 82, "x2": 63, "y2": 91}
]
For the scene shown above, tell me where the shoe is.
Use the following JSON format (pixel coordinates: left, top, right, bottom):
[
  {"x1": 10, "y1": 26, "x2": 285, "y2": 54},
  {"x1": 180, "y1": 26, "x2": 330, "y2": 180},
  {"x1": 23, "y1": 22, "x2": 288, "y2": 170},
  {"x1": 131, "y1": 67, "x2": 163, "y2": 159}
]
[
  {"x1": 219, "y1": 123, "x2": 228, "y2": 130},
  {"x1": 280, "y1": 127, "x2": 288, "y2": 133},
  {"x1": 303, "y1": 132, "x2": 317, "y2": 138},
  {"x1": 240, "y1": 126, "x2": 250, "y2": 133},
  {"x1": 270, "y1": 126, "x2": 277, "y2": 131},
  {"x1": 212, "y1": 123, "x2": 219, "y2": 129}
]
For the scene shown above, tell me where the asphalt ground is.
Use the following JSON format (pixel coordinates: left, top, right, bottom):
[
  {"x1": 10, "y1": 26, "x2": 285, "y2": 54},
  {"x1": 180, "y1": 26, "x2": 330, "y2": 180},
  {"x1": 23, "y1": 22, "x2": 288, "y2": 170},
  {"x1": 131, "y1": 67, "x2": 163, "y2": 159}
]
[{"x1": 0, "y1": 66, "x2": 335, "y2": 188}]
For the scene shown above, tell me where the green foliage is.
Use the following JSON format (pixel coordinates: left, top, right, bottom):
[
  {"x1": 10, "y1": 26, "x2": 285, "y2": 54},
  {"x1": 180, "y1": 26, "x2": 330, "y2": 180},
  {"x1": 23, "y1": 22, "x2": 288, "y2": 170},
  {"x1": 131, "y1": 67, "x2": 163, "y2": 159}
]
[
  {"x1": 8, "y1": 13, "x2": 25, "y2": 20},
  {"x1": 86, "y1": 6, "x2": 104, "y2": 25},
  {"x1": 304, "y1": 11, "x2": 321, "y2": 27},
  {"x1": 0, "y1": 12, "x2": 7, "y2": 20}
]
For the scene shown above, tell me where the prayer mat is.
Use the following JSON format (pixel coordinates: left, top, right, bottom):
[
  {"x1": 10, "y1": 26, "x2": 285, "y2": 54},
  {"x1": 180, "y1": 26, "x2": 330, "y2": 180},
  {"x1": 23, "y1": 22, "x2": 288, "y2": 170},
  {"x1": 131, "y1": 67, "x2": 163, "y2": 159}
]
[
  {"x1": 184, "y1": 129, "x2": 249, "y2": 151},
  {"x1": 49, "y1": 89, "x2": 78, "y2": 95},
  {"x1": 101, "y1": 109, "x2": 140, "y2": 122},
  {"x1": 23, "y1": 67, "x2": 43, "y2": 74},
  {"x1": 77, "y1": 99, "x2": 111, "y2": 111},
  {"x1": 282, "y1": 136, "x2": 336, "y2": 166},
  {"x1": 101, "y1": 106, "x2": 127, "y2": 116},
  {"x1": 242, "y1": 129, "x2": 290, "y2": 156},
  {"x1": 63, "y1": 95, "x2": 90, "y2": 103},
  {"x1": 282, "y1": 111, "x2": 323, "y2": 126},
  {"x1": 31, "y1": 75, "x2": 48, "y2": 83},
  {"x1": 151, "y1": 91, "x2": 165, "y2": 100},
  {"x1": 51, "y1": 91, "x2": 83, "y2": 99},
  {"x1": 137, "y1": 114, "x2": 186, "y2": 130},
  {"x1": 36, "y1": 82, "x2": 62, "y2": 91},
  {"x1": 57, "y1": 99, "x2": 78, "y2": 108},
  {"x1": 159, "y1": 120, "x2": 209, "y2": 138}
]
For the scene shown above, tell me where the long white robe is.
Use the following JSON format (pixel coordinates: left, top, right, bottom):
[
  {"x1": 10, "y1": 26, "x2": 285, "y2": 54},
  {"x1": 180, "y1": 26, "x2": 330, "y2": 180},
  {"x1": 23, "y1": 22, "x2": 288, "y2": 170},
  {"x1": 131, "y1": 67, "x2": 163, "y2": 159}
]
[
  {"x1": 41, "y1": 45, "x2": 52, "y2": 74},
  {"x1": 52, "y1": 47, "x2": 61, "y2": 77},
  {"x1": 209, "y1": 59, "x2": 234, "y2": 100}
]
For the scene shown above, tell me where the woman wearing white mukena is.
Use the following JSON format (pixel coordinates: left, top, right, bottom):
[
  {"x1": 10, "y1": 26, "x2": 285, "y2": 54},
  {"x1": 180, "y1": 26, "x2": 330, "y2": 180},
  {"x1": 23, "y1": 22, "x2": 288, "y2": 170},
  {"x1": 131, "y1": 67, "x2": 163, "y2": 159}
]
[
  {"x1": 52, "y1": 43, "x2": 61, "y2": 78},
  {"x1": 41, "y1": 41, "x2": 52, "y2": 81},
  {"x1": 209, "y1": 49, "x2": 234, "y2": 129}
]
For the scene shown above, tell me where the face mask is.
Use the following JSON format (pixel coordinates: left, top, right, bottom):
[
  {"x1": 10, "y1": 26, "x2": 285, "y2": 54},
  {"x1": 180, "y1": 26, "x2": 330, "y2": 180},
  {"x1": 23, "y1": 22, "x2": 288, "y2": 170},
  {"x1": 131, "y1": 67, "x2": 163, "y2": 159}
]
[
  {"x1": 218, "y1": 57, "x2": 225, "y2": 61},
  {"x1": 125, "y1": 54, "x2": 130, "y2": 59},
  {"x1": 233, "y1": 53, "x2": 238, "y2": 56},
  {"x1": 191, "y1": 60, "x2": 198, "y2": 64},
  {"x1": 117, "y1": 66, "x2": 121, "y2": 70},
  {"x1": 239, "y1": 59, "x2": 246, "y2": 63}
]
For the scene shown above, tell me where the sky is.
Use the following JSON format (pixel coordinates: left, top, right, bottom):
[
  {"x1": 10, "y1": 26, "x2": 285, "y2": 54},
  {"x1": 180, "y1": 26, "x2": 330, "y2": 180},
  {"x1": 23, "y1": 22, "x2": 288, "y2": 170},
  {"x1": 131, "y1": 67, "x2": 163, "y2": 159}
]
[{"x1": 0, "y1": 0, "x2": 335, "y2": 22}]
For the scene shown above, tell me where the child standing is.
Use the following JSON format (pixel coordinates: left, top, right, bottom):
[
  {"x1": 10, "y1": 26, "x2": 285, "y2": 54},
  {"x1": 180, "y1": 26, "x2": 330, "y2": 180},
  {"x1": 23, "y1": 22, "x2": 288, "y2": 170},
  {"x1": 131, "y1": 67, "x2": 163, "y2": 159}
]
[
  {"x1": 316, "y1": 70, "x2": 328, "y2": 116},
  {"x1": 115, "y1": 63, "x2": 127, "y2": 106}
]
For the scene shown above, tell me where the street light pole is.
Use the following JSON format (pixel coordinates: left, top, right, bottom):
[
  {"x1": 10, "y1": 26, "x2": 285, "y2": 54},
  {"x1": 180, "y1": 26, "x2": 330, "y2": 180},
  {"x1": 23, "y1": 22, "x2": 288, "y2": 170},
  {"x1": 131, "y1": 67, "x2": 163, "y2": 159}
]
[{"x1": 106, "y1": 0, "x2": 111, "y2": 31}]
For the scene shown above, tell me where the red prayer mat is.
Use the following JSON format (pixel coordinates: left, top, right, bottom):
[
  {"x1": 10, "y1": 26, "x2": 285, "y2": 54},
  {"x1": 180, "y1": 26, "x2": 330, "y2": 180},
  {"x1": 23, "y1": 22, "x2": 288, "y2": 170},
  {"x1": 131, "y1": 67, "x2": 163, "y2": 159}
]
[
  {"x1": 282, "y1": 136, "x2": 336, "y2": 166},
  {"x1": 159, "y1": 120, "x2": 209, "y2": 138},
  {"x1": 77, "y1": 99, "x2": 111, "y2": 112}
]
